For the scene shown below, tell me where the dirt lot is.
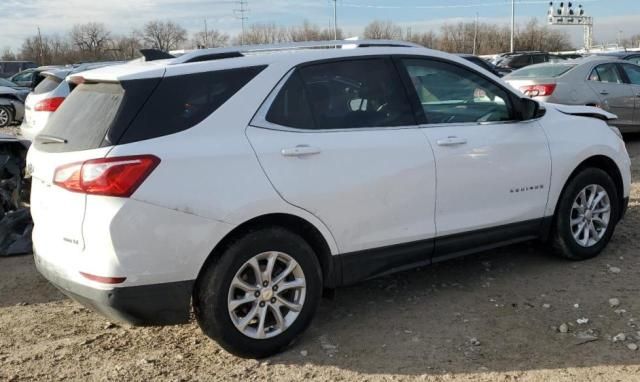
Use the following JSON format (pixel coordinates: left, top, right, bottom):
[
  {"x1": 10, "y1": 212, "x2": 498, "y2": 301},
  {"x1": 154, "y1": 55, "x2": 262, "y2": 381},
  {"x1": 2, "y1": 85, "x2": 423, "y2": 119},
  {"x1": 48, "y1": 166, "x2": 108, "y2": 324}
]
[{"x1": 1, "y1": 137, "x2": 639, "y2": 382}]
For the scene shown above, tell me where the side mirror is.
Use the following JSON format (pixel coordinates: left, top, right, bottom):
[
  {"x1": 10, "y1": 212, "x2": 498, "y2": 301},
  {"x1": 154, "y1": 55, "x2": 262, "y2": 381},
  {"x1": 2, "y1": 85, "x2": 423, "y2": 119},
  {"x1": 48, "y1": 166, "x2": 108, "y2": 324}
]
[{"x1": 517, "y1": 97, "x2": 546, "y2": 120}]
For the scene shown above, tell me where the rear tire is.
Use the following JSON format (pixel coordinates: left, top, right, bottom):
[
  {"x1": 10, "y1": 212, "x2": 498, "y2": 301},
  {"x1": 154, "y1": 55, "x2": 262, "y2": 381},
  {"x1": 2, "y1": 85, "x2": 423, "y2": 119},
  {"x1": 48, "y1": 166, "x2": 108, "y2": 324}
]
[
  {"x1": 552, "y1": 168, "x2": 619, "y2": 260},
  {"x1": 194, "y1": 227, "x2": 322, "y2": 358},
  {"x1": 0, "y1": 106, "x2": 13, "y2": 128}
]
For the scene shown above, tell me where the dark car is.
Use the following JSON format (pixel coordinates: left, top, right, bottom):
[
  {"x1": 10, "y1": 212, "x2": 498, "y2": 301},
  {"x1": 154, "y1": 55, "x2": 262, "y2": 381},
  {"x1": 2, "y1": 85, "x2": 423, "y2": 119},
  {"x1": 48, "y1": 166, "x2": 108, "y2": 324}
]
[
  {"x1": 593, "y1": 51, "x2": 640, "y2": 66},
  {"x1": 492, "y1": 51, "x2": 566, "y2": 73},
  {"x1": 0, "y1": 61, "x2": 37, "y2": 78},
  {"x1": 9, "y1": 66, "x2": 62, "y2": 89},
  {"x1": 457, "y1": 54, "x2": 503, "y2": 77},
  {"x1": 0, "y1": 78, "x2": 30, "y2": 128}
]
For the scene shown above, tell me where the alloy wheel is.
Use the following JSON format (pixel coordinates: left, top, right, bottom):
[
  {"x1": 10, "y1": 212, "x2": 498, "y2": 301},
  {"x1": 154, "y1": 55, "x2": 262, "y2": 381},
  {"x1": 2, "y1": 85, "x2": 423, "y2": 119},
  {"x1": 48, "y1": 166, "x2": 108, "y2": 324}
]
[
  {"x1": 0, "y1": 108, "x2": 9, "y2": 127},
  {"x1": 570, "y1": 184, "x2": 611, "y2": 247},
  {"x1": 227, "y1": 251, "x2": 306, "y2": 339}
]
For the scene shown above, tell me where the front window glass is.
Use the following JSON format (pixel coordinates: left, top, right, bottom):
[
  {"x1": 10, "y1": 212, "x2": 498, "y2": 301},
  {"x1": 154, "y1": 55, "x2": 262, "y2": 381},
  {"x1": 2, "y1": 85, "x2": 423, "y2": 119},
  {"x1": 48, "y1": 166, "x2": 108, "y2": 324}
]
[{"x1": 402, "y1": 58, "x2": 512, "y2": 124}]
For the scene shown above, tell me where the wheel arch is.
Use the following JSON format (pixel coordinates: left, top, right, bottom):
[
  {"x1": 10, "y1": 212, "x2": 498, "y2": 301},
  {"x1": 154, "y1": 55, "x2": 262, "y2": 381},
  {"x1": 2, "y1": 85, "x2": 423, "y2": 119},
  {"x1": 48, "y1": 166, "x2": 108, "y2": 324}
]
[
  {"x1": 194, "y1": 213, "x2": 340, "y2": 304},
  {"x1": 547, "y1": 155, "x2": 625, "y2": 236}
]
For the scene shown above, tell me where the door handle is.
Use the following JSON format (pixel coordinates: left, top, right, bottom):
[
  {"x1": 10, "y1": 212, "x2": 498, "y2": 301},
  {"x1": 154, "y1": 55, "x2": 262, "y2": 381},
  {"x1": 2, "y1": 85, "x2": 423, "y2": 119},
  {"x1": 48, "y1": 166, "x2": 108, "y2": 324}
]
[
  {"x1": 281, "y1": 145, "x2": 321, "y2": 157},
  {"x1": 600, "y1": 90, "x2": 609, "y2": 95},
  {"x1": 436, "y1": 137, "x2": 468, "y2": 146}
]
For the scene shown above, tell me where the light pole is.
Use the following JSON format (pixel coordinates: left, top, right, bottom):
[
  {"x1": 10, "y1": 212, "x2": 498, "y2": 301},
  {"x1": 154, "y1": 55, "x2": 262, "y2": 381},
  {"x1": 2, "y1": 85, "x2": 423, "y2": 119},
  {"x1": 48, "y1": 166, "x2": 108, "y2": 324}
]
[
  {"x1": 510, "y1": 0, "x2": 515, "y2": 52},
  {"x1": 332, "y1": 0, "x2": 338, "y2": 41}
]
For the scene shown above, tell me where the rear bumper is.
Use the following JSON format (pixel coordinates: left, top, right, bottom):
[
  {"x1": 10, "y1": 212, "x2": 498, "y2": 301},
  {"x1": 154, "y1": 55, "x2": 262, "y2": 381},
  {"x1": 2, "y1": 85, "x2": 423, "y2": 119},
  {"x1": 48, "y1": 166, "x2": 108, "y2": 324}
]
[{"x1": 35, "y1": 254, "x2": 194, "y2": 326}]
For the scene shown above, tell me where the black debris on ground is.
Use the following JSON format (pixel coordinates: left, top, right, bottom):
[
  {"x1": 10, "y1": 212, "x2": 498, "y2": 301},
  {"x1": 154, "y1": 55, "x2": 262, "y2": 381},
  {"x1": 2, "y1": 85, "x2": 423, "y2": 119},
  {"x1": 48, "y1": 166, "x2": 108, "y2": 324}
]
[{"x1": 0, "y1": 138, "x2": 32, "y2": 256}]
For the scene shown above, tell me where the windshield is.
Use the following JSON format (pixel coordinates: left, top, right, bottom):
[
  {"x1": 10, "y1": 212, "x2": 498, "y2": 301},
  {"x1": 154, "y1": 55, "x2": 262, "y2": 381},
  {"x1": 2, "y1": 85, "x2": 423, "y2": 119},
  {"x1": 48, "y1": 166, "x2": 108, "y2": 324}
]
[
  {"x1": 508, "y1": 64, "x2": 577, "y2": 78},
  {"x1": 0, "y1": 78, "x2": 17, "y2": 87}
]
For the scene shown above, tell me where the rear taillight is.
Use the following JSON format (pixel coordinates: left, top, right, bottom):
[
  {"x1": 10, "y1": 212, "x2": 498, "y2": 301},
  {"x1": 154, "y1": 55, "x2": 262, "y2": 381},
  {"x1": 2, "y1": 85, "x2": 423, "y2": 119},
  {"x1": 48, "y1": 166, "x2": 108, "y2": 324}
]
[
  {"x1": 34, "y1": 97, "x2": 65, "y2": 112},
  {"x1": 53, "y1": 155, "x2": 160, "y2": 197},
  {"x1": 520, "y1": 84, "x2": 556, "y2": 98}
]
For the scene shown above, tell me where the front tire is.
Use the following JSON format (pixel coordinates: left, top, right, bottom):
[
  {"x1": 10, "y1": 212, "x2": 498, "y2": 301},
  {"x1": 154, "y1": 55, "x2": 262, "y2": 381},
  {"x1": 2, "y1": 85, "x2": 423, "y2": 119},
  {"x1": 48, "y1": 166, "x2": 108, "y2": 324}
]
[
  {"x1": 195, "y1": 227, "x2": 322, "y2": 358},
  {"x1": 0, "y1": 106, "x2": 13, "y2": 128},
  {"x1": 552, "y1": 168, "x2": 619, "y2": 260}
]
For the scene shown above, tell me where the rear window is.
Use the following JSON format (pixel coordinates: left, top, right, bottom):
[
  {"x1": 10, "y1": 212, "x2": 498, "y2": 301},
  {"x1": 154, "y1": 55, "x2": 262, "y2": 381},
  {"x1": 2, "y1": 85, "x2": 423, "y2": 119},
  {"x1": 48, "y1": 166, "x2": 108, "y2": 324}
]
[
  {"x1": 508, "y1": 64, "x2": 577, "y2": 78},
  {"x1": 33, "y1": 76, "x2": 62, "y2": 95},
  {"x1": 36, "y1": 65, "x2": 266, "y2": 153}
]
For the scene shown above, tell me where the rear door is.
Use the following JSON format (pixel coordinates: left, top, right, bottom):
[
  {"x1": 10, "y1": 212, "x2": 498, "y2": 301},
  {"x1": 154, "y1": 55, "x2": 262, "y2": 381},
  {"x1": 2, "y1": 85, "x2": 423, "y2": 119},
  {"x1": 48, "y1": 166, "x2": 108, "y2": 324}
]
[
  {"x1": 396, "y1": 57, "x2": 551, "y2": 259},
  {"x1": 619, "y1": 63, "x2": 640, "y2": 127},
  {"x1": 586, "y1": 63, "x2": 635, "y2": 129},
  {"x1": 247, "y1": 58, "x2": 437, "y2": 281}
]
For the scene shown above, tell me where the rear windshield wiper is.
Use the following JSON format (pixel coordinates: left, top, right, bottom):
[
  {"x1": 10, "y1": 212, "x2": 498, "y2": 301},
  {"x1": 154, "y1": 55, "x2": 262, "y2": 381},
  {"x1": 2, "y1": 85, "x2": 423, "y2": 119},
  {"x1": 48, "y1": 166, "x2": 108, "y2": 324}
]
[{"x1": 37, "y1": 135, "x2": 68, "y2": 144}]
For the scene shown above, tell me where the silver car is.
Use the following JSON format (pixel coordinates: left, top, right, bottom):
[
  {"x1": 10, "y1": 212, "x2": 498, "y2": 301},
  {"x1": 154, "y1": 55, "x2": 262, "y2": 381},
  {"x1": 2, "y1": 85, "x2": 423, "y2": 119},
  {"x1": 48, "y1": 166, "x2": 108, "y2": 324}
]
[{"x1": 504, "y1": 57, "x2": 640, "y2": 133}]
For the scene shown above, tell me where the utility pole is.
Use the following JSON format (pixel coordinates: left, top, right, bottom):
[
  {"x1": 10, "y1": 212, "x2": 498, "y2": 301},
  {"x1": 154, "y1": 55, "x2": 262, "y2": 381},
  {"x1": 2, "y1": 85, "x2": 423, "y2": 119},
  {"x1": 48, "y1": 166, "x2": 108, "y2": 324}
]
[
  {"x1": 510, "y1": 0, "x2": 515, "y2": 52},
  {"x1": 37, "y1": 26, "x2": 44, "y2": 65},
  {"x1": 332, "y1": 0, "x2": 338, "y2": 41},
  {"x1": 234, "y1": 0, "x2": 249, "y2": 45},
  {"x1": 204, "y1": 19, "x2": 208, "y2": 48},
  {"x1": 473, "y1": 13, "x2": 479, "y2": 55}
]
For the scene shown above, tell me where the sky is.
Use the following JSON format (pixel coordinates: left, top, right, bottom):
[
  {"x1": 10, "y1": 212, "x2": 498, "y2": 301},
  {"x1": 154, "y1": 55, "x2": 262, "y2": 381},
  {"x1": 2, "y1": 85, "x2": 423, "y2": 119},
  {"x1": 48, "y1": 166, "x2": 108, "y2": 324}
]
[{"x1": 1, "y1": 0, "x2": 639, "y2": 51}]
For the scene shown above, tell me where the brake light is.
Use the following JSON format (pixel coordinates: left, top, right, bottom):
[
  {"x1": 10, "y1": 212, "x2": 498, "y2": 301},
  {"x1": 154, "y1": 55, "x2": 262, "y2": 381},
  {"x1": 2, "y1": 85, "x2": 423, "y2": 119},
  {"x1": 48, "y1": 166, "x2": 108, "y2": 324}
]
[
  {"x1": 34, "y1": 97, "x2": 65, "y2": 112},
  {"x1": 53, "y1": 155, "x2": 160, "y2": 197},
  {"x1": 520, "y1": 84, "x2": 556, "y2": 97}
]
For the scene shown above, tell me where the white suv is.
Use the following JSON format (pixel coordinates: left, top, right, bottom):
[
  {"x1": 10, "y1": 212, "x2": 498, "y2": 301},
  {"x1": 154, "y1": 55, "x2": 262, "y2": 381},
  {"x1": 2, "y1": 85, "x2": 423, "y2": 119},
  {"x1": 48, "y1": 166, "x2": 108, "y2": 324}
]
[{"x1": 28, "y1": 41, "x2": 631, "y2": 358}]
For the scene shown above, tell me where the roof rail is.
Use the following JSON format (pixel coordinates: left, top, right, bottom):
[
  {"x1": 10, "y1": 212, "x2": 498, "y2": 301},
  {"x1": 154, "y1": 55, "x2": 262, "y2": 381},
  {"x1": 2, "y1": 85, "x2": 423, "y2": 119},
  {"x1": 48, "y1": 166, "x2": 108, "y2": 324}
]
[{"x1": 171, "y1": 39, "x2": 422, "y2": 65}]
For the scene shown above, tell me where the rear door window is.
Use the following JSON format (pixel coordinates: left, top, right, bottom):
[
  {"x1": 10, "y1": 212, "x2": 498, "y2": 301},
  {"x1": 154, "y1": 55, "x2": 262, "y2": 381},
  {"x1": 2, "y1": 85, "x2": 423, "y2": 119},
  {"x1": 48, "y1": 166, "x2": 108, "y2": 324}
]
[
  {"x1": 33, "y1": 76, "x2": 62, "y2": 94},
  {"x1": 590, "y1": 64, "x2": 623, "y2": 84},
  {"x1": 266, "y1": 71, "x2": 315, "y2": 129},
  {"x1": 281, "y1": 58, "x2": 414, "y2": 130}
]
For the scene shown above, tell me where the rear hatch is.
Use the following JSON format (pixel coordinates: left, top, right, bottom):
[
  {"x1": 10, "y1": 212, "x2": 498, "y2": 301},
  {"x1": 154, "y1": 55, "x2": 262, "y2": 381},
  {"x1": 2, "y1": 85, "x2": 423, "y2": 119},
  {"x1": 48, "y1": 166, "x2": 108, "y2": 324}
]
[{"x1": 27, "y1": 77, "x2": 161, "y2": 259}]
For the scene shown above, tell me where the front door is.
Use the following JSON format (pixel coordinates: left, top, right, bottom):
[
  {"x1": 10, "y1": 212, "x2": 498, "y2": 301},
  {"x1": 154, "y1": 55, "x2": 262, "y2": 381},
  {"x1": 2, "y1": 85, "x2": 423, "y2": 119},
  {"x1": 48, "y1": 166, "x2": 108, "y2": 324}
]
[
  {"x1": 247, "y1": 58, "x2": 437, "y2": 282},
  {"x1": 396, "y1": 57, "x2": 552, "y2": 259}
]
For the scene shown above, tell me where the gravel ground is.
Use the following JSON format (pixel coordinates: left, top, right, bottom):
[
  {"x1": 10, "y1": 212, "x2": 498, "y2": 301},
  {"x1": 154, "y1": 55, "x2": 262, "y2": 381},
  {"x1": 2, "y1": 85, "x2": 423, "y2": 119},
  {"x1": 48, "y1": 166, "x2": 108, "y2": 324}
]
[{"x1": 1, "y1": 136, "x2": 639, "y2": 382}]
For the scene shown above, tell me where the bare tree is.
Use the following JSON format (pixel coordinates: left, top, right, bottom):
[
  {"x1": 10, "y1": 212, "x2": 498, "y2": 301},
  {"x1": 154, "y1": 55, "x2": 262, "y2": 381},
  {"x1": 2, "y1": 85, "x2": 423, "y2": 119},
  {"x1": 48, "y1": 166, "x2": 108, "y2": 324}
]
[
  {"x1": 363, "y1": 20, "x2": 403, "y2": 40},
  {"x1": 109, "y1": 34, "x2": 143, "y2": 60},
  {"x1": 237, "y1": 23, "x2": 288, "y2": 45},
  {"x1": 70, "y1": 22, "x2": 111, "y2": 59},
  {"x1": 288, "y1": 20, "x2": 342, "y2": 41},
  {"x1": 1, "y1": 47, "x2": 17, "y2": 61},
  {"x1": 404, "y1": 29, "x2": 439, "y2": 48},
  {"x1": 140, "y1": 20, "x2": 188, "y2": 51},
  {"x1": 192, "y1": 29, "x2": 229, "y2": 48}
]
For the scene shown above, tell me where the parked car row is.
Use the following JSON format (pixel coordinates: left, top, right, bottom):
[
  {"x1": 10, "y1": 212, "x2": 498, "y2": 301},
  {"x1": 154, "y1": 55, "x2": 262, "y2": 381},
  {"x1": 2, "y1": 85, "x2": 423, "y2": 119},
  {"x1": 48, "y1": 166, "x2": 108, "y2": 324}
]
[
  {"x1": 503, "y1": 56, "x2": 640, "y2": 133},
  {"x1": 0, "y1": 61, "x2": 122, "y2": 131}
]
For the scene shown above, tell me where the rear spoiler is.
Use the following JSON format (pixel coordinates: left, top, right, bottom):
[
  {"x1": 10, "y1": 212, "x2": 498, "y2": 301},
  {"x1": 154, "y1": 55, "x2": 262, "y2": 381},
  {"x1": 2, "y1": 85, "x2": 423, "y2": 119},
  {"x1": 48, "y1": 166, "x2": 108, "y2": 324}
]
[
  {"x1": 139, "y1": 49, "x2": 176, "y2": 62},
  {"x1": 548, "y1": 103, "x2": 617, "y2": 121}
]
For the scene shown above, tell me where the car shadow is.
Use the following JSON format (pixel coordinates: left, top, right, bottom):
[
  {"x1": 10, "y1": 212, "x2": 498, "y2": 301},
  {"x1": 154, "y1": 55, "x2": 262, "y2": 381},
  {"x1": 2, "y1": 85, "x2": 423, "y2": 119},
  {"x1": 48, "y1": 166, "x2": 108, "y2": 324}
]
[
  {"x1": 0, "y1": 255, "x2": 66, "y2": 308},
  {"x1": 270, "y1": 201, "x2": 640, "y2": 375}
]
